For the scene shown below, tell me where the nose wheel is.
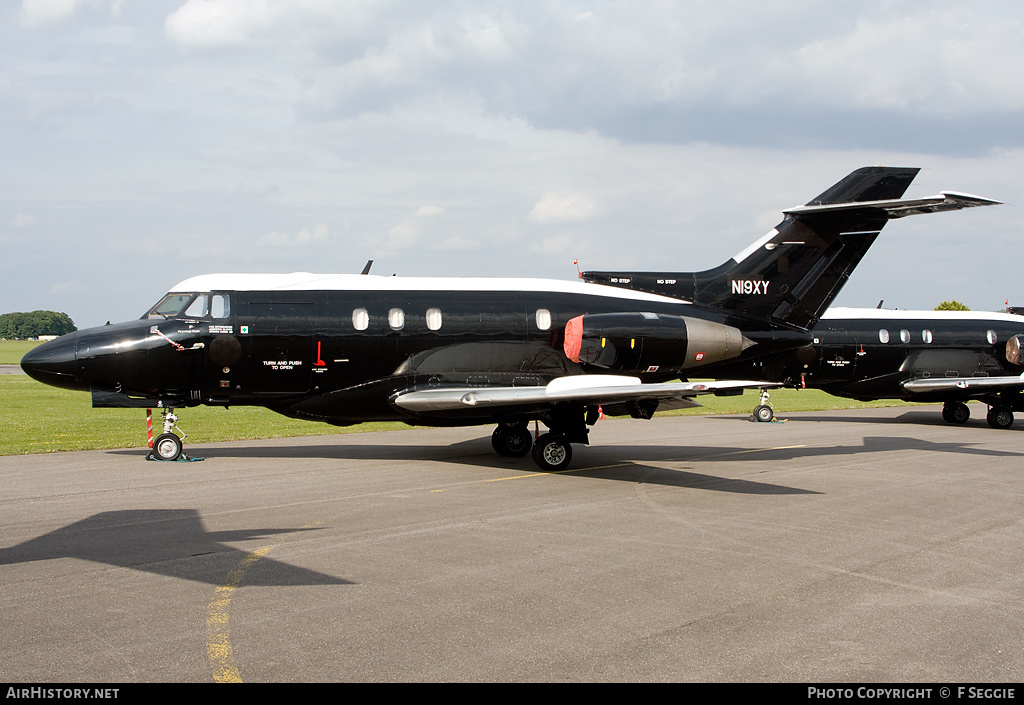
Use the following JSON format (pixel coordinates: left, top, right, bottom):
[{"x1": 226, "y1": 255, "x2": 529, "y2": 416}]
[
  {"x1": 752, "y1": 388, "x2": 775, "y2": 422},
  {"x1": 152, "y1": 432, "x2": 183, "y2": 461},
  {"x1": 147, "y1": 408, "x2": 202, "y2": 462}
]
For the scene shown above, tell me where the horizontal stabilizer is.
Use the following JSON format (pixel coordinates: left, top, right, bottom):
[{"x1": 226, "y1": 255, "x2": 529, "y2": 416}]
[
  {"x1": 580, "y1": 167, "x2": 1001, "y2": 331},
  {"x1": 784, "y1": 192, "x2": 1001, "y2": 219},
  {"x1": 392, "y1": 375, "x2": 777, "y2": 413}
]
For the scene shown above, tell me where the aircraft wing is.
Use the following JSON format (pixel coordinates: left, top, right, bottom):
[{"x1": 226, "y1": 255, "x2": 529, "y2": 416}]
[
  {"x1": 392, "y1": 375, "x2": 776, "y2": 414},
  {"x1": 901, "y1": 374, "x2": 1024, "y2": 394},
  {"x1": 784, "y1": 191, "x2": 1001, "y2": 219}
]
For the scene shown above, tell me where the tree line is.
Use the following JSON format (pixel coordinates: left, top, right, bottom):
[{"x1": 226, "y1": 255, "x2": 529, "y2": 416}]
[{"x1": 0, "y1": 311, "x2": 77, "y2": 339}]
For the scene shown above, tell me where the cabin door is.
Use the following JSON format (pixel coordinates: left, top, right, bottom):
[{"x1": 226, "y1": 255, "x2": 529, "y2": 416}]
[{"x1": 248, "y1": 305, "x2": 315, "y2": 394}]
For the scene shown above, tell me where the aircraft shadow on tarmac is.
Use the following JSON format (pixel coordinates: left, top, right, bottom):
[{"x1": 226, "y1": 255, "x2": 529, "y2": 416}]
[
  {"x1": 109, "y1": 419, "x2": 1022, "y2": 496},
  {"x1": 0, "y1": 509, "x2": 350, "y2": 587},
  {"x1": 548, "y1": 433, "x2": 1021, "y2": 492},
  {"x1": 759, "y1": 408, "x2": 1024, "y2": 428}
]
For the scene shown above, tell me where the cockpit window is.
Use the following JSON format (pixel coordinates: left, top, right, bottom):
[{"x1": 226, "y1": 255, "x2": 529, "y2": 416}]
[
  {"x1": 145, "y1": 293, "x2": 230, "y2": 320},
  {"x1": 146, "y1": 293, "x2": 195, "y2": 319},
  {"x1": 185, "y1": 296, "x2": 208, "y2": 318}
]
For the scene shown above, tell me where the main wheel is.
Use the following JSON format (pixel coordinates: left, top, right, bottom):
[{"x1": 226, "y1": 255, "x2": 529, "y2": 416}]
[
  {"x1": 491, "y1": 424, "x2": 533, "y2": 457},
  {"x1": 152, "y1": 433, "x2": 183, "y2": 461},
  {"x1": 531, "y1": 433, "x2": 572, "y2": 472},
  {"x1": 987, "y1": 407, "x2": 1014, "y2": 429},
  {"x1": 942, "y1": 401, "x2": 970, "y2": 425},
  {"x1": 753, "y1": 404, "x2": 774, "y2": 422}
]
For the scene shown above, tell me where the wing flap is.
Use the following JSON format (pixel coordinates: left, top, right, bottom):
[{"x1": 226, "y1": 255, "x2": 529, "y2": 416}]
[{"x1": 392, "y1": 375, "x2": 775, "y2": 413}]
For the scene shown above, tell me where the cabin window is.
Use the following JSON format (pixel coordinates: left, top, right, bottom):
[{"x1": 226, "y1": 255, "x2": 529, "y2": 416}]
[
  {"x1": 352, "y1": 308, "x2": 369, "y2": 331},
  {"x1": 426, "y1": 307, "x2": 442, "y2": 331},
  {"x1": 922, "y1": 330, "x2": 933, "y2": 344},
  {"x1": 878, "y1": 329, "x2": 890, "y2": 343},
  {"x1": 900, "y1": 329, "x2": 911, "y2": 344},
  {"x1": 987, "y1": 330, "x2": 998, "y2": 345},
  {"x1": 535, "y1": 309, "x2": 552, "y2": 331},
  {"x1": 389, "y1": 308, "x2": 405, "y2": 330},
  {"x1": 210, "y1": 294, "x2": 230, "y2": 319},
  {"x1": 167, "y1": 292, "x2": 232, "y2": 320}
]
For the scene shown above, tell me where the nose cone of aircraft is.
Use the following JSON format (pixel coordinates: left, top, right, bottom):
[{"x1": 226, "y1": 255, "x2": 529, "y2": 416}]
[{"x1": 20, "y1": 333, "x2": 86, "y2": 391}]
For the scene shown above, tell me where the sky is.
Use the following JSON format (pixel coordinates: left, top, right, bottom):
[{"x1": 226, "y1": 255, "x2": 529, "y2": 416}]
[{"x1": 2, "y1": 0, "x2": 1023, "y2": 329}]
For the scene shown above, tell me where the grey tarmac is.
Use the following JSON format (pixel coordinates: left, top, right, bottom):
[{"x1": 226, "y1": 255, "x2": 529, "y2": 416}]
[{"x1": 1, "y1": 405, "x2": 1022, "y2": 682}]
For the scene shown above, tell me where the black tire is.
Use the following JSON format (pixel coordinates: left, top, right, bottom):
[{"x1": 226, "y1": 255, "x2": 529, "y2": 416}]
[
  {"x1": 491, "y1": 424, "x2": 533, "y2": 457},
  {"x1": 942, "y1": 402, "x2": 970, "y2": 425},
  {"x1": 753, "y1": 404, "x2": 774, "y2": 423},
  {"x1": 987, "y1": 407, "x2": 1014, "y2": 430},
  {"x1": 152, "y1": 433, "x2": 183, "y2": 461},
  {"x1": 531, "y1": 433, "x2": 572, "y2": 472}
]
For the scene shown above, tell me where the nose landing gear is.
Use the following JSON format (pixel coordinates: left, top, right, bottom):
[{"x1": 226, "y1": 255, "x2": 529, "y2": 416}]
[
  {"x1": 751, "y1": 388, "x2": 775, "y2": 422},
  {"x1": 147, "y1": 407, "x2": 203, "y2": 462}
]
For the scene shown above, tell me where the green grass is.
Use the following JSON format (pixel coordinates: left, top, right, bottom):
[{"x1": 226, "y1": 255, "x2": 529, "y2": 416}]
[
  {"x1": 0, "y1": 373, "x2": 924, "y2": 456},
  {"x1": 0, "y1": 339, "x2": 40, "y2": 365},
  {"x1": 0, "y1": 376, "x2": 407, "y2": 455}
]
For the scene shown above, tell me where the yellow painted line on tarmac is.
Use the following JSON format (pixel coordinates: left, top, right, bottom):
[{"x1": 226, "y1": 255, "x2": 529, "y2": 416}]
[
  {"x1": 714, "y1": 444, "x2": 807, "y2": 457},
  {"x1": 207, "y1": 545, "x2": 275, "y2": 683},
  {"x1": 206, "y1": 513, "x2": 360, "y2": 683},
  {"x1": 485, "y1": 463, "x2": 630, "y2": 482}
]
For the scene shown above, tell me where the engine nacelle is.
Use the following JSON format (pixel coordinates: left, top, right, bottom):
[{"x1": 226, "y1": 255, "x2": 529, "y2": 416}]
[{"x1": 563, "y1": 312, "x2": 753, "y2": 372}]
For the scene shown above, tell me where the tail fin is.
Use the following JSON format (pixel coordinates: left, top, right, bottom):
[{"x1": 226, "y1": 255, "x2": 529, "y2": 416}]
[{"x1": 582, "y1": 166, "x2": 999, "y2": 330}]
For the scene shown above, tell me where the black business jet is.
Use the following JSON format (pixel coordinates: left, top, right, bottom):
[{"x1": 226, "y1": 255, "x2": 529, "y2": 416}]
[
  {"x1": 704, "y1": 306, "x2": 1024, "y2": 429},
  {"x1": 21, "y1": 167, "x2": 999, "y2": 470}
]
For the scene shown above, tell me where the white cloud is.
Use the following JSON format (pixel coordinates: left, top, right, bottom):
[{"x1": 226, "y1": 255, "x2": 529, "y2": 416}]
[
  {"x1": 165, "y1": 0, "x2": 275, "y2": 47},
  {"x1": 10, "y1": 214, "x2": 35, "y2": 227},
  {"x1": 256, "y1": 223, "x2": 330, "y2": 248},
  {"x1": 383, "y1": 221, "x2": 419, "y2": 251},
  {"x1": 434, "y1": 236, "x2": 480, "y2": 251},
  {"x1": 416, "y1": 205, "x2": 444, "y2": 216},
  {"x1": 20, "y1": 0, "x2": 78, "y2": 26},
  {"x1": 528, "y1": 193, "x2": 596, "y2": 223},
  {"x1": 527, "y1": 233, "x2": 578, "y2": 256}
]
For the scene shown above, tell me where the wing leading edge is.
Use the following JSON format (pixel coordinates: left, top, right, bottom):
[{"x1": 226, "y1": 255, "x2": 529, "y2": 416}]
[
  {"x1": 392, "y1": 375, "x2": 777, "y2": 414},
  {"x1": 901, "y1": 374, "x2": 1024, "y2": 394}
]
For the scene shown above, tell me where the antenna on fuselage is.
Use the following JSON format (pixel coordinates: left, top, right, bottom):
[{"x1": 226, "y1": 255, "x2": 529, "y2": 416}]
[
  {"x1": 877, "y1": 300, "x2": 884, "y2": 309},
  {"x1": 361, "y1": 260, "x2": 373, "y2": 275}
]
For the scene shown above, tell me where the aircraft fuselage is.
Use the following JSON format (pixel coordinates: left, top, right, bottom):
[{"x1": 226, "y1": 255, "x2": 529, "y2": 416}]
[
  {"x1": 23, "y1": 274, "x2": 808, "y2": 427},
  {"x1": 712, "y1": 308, "x2": 1024, "y2": 420}
]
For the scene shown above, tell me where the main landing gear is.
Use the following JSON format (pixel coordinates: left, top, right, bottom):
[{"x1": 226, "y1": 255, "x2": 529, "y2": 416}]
[
  {"x1": 941, "y1": 400, "x2": 1015, "y2": 429},
  {"x1": 491, "y1": 422, "x2": 532, "y2": 458},
  {"x1": 491, "y1": 405, "x2": 597, "y2": 472},
  {"x1": 986, "y1": 406, "x2": 1014, "y2": 430},
  {"x1": 941, "y1": 401, "x2": 971, "y2": 425}
]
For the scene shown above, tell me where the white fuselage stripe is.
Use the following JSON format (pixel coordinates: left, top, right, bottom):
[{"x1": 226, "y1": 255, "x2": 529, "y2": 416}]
[
  {"x1": 823, "y1": 307, "x2": 1024, "y2": 324},
  {"x1": 169, "y1": 273, "x2": 692, "y2": 306}
]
